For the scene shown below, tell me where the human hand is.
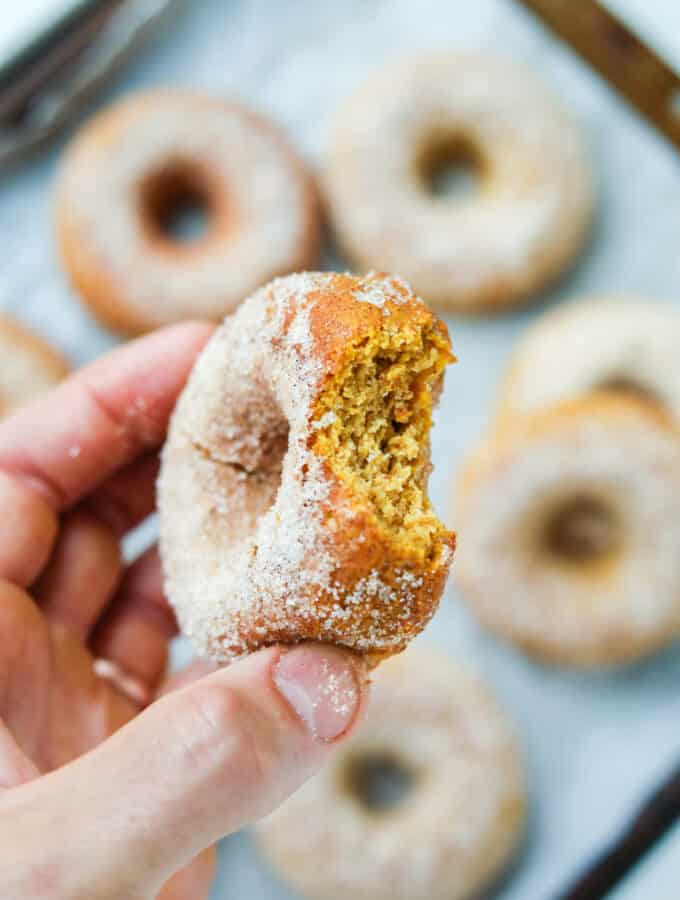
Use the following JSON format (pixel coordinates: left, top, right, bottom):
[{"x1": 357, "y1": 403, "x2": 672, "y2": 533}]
[{"x1": 0, "y1": 323, "x2": 367, "y2": 899}]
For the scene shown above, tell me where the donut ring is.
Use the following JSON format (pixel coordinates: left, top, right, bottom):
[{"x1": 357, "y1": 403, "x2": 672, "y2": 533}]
[
  {"x1": 159, "y1": 272, "x2": 455, "y2": 664},
  {"x1": 454, "y1": 395, "x2": 680, "y2": 667},
  {"x1": 325, "y1": 52, "x2": 594, "y2": 313},
  {"x1": 56, "y1": 90, "x2": 321, "y2": 335},
  {"x1": 0, "y1": 316, "x2": 69, "y2": 418},
  {"x1": 498, "y1": 296, "x2": 680, "y2": 422},
  {"x1": 255, "y1": 648, "x2": 526, "y2": 900}
]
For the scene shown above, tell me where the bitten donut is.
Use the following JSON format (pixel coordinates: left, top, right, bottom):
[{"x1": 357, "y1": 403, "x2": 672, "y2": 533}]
[
  {"x1": 455, "y1": 396, "x2": 680, "y2": 667},
  {"x1": 159, "y1": 272, "x2": 455, "y2": 664},
  {"x1": 255, "y1": 648, "x2": 526, "y2": 900},
  {"x1": 0, "y1": 316, "x2": 69, "y2": 418},
  {"x1": 56, "y1": 90, "x2": 321, "y2": 334},
  {"x1": 498, "y1": 296, "x2": 680, "y2": 422},
  {"x1": 325, "y1": 52, "x2": 593, "y2": 313}
]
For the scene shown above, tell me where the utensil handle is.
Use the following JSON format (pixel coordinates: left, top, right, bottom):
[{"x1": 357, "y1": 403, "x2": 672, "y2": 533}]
[{"x1": 518, "y1": 0, "x2": 680, "y2": 151}]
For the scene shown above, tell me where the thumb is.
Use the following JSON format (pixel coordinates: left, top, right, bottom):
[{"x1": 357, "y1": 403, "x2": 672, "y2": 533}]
[{"x1": 7, "y1": 644, "x2": 367, "y2": 899}]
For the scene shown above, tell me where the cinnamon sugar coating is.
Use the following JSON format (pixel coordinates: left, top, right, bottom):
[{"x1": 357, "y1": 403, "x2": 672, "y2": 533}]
[
  {"x1": 159, "y1": 272, "x2": 455, "y2": 664},
  {"x1": 0, "y1": 316, "x2": 69, "y2": 418},
  {"x1": 325, "y1": 52, "x2": 593, "y2": 313},
  {"x1": 455, "y1": 396, "x2": 680, "y2": 667},
  {"x1": 55, "y1": 90, "x2": 321, "y2": 334}
]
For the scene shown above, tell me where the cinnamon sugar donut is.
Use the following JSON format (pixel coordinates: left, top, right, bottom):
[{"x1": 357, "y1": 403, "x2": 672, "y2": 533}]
[
  {"x1": 455, "y1": 396, "x2": 680, "y2": 667},
  {"x1": 325, "y1": 52, "x2": 593, "y2": 313},
  {"x1": 0, "y1": 316, "x2": 69, "y2": 418},
  {"x1": 55, "y1": 90, "x2": 321, "y2": 335},
  {"x1": 255, "y1": 648, "x2": 526, "y2": 900},
  {"x1": 159, "y1": 272, "x2": 455, "y2": 664},
  {"x1": 498, "y1": 296, "x2": 680, "y2": 422}
]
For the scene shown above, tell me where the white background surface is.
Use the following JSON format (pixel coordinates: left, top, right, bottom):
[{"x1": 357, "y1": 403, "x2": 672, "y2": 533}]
[{"x1": 2, "y1": 1, "x2": 680, "y2": 897}]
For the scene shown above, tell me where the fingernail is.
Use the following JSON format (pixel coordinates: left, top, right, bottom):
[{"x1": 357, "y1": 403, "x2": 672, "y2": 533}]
[{"x1": 273, "y1": 644, "x2": 364, "y2": 742}]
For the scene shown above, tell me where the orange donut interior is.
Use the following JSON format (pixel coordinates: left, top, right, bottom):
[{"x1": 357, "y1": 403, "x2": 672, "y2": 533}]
[{"x1": 312, "y1": 317, "x2": 452, "y2": 563}]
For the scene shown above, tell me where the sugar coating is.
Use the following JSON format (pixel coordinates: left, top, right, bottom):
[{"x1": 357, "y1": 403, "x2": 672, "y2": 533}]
[
  {"x1": 455, "y1": 399, "x2": 680, "y2": 665},
  {"x1": 0, "y1": 316, "x2": 69, "y2": 417},
  {"x1": 158, "y1": 272, "x2": 452, "y2": 662},
  {"x1": 326, "y1": 52, "x2": 593, "y2": 311},
  {"x1": 57, "y1": 92, "x2": 317, "y2": 325},
  {"x1": 499, "y1": 295, "x2": 680, "y2": 422},
  {"x1": 256, "y1": 649, "x2": 526, "y2": 900}
]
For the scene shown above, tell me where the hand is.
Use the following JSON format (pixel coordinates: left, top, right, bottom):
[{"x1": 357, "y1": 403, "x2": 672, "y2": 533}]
[{"x1": 0, "y1": 323, "x2": 367, "y2": 900}]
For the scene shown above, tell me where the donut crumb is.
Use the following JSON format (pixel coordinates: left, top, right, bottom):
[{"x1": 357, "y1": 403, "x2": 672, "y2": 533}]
[{"x1": 313, "y1": 318, "x2": 452, "y2": 560}]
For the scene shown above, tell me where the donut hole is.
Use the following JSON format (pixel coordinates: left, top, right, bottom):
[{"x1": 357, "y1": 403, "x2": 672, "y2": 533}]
[
  {"x1": 312, "y1": 321, "x2": 452, "y2": 560},
  {"x1": 417, "y1": 135, "x2": 482, "y2": 200},
  {"x1": 343, "y1": 752, "x2": 415, "y2": 814},
  {"x1": 595, "y1": 375, "x2": 660, "y2": 408},
  {"x1": 140, "y1": 161, "x2": 214, "y2": 245},
  {"x1": 544, "y1": 495, "x2": 621, "y2": 564}
]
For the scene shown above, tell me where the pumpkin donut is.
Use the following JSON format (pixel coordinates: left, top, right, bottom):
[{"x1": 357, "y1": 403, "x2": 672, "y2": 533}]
[
  {"x1": 55, "y1": 90, "x2": 321, "y2": 335},
  {"x1": 454, "y1": 395, "x2": 680, "y2": 667},
  {"x1": 255, "y1": 647, "x2": 526, "y2": 900},
  {"x1": 0, "y1": 316, "x2": 69, "y2": 419},
  {"x1": 158, "y1": 272, "x2": 455, "y2": 665},
  {"x1": 498, "y1": 296, "x2": 680, "y2": 422},
  {"x1": 325, "y1": 52, "x2": 594, "y2": 313}
]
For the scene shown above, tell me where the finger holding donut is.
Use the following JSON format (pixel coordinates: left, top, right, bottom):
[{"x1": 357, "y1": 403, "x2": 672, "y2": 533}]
[
  {"x1": 159, "y1": 271, "x2": 455, "y2": 666},
  {"x1": 256, "y1": 647, "x2": 526, "y2": 900}
]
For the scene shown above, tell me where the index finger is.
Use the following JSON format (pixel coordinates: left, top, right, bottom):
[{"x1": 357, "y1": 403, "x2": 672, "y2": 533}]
[{"x1": 0, "y1": 322, "x2": 212, "y2": 511}]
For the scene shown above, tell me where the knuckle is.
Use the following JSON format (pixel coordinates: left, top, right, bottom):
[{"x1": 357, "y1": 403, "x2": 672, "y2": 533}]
[
  {"x1": 176, "y1": 683, "x2": 268, "y2": 788},
  {"x1": 189, "y1": 683, "x2": 245, "y2": 738}
]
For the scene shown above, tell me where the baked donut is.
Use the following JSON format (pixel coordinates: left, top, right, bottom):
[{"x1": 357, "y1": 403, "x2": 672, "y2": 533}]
[
  {"x1": 159, "y1": 272, "x2": 455, "y2": 664},
  {"x1": 325, "y1": 52, "x2": 593, "y2": 313},
  {"x1": 498, "y1": 296, "x2": 680, "y2": 422},
  {"x1": 0, "y1": 316, "x2": 69, "y2": 418},
  {"x1": 454, "y1": 395, "x2": 680, "y2": 667},
  {"x1": 55, "y1": 90, "x2": 321, "y2": 335},
  {"x1": 255, "y1": 647, "x2": 526, "y2": 900}
]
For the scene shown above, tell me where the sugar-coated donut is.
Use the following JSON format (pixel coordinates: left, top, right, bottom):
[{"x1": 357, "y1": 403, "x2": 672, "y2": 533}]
[
  {"x1": 56, "y1": 90, "x2": 321, "y2": 335},
  {"x1": 325, "y1": 52, "x2": 593, "y2": 313},
  {"x1": 455, "y1": 395, "x2": 680, "y2": 667},
  {"x1": 159, "y1": 272, "x2": 455, "y2": 664},
  {"x1": 0, "y1": 316, "x2": 69, "y2": 418},
  {"x1": 498, "y1": 296, "x2": 680, "y2": 422},
  {"x1": 256, "y1": 647, "x2": 526, "y2": 900}
]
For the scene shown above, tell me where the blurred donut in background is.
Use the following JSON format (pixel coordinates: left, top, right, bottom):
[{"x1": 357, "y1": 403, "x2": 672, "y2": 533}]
[
  {"x1": 454, "y1": 395, "x2": 680, "y2": 667},
  {"x1": 325, "y1": 52, "x2": 594, "y2": 314},
  {"x1": 55, "y1": 90, "x2": 321, "y2": 335},
  {"x1": 255, "y1": 648, "x2": 526, "y2": 900},
  {"x1": 498, "y1": 296, "x2": 680, "y2": 423},
  {"x1": 0, "y1": 316, "x2": 69, "y2": 419}
]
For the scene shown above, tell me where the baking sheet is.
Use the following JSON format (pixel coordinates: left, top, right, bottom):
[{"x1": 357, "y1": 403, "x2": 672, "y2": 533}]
[{"x1": 2, "y1": 1, "x2": 680, "y2": 896}]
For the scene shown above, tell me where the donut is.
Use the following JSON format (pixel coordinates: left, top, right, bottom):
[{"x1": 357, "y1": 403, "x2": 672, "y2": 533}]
[
  {"x1": 158, "y1": 272, "x2": 455, "y2": 664},
  {"x1": 325, "y1": 52, "x2": 594, "y2": 313},
  {"x1": 0, "y1": 316, "x2": 69, "y2": 418},
  {"x1": 454, "y1": 395, "x2": 680, "y2": 667},
  {"x1": 255, "y1": 647, "x2": 526, "y2": 900},
  {"x1": 55, "y1": 90, "x2": 321, "y2": 335},
  {"x1": 498, "y1": 296, "x2": 680, "y2": 422}
]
